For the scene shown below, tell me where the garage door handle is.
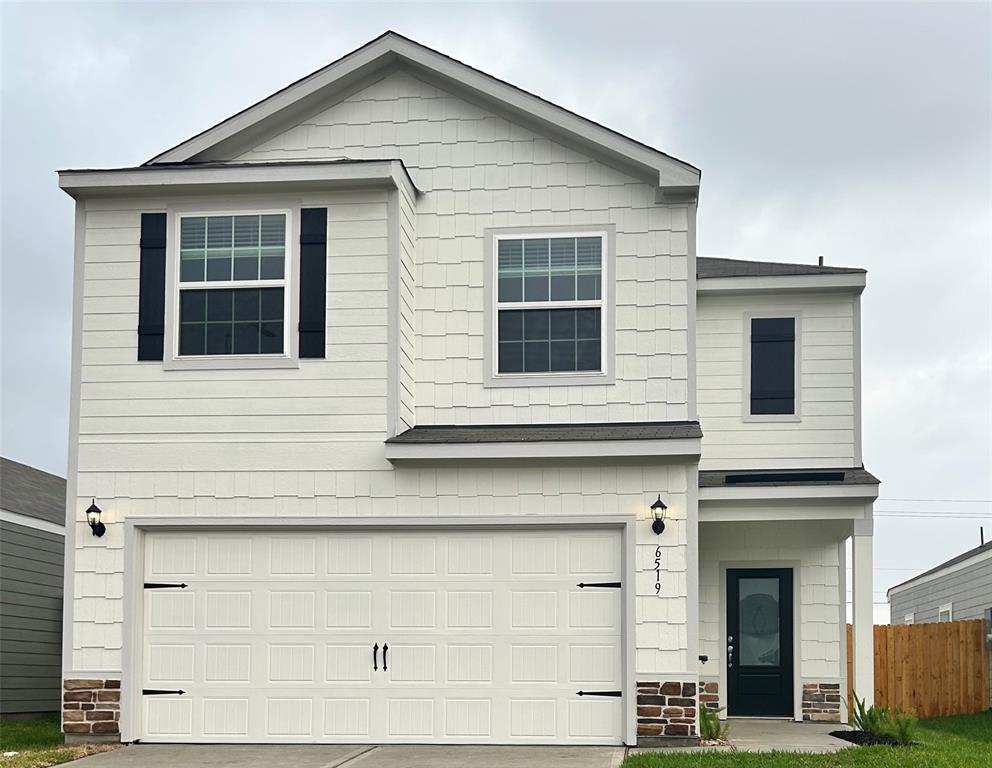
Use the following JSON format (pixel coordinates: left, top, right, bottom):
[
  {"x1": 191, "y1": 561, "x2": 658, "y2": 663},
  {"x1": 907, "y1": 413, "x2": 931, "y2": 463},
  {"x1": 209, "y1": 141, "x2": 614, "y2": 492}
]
[
  {"x1": 372, "y1": 643, "x2": 379, "y2": 671},
  {"x1": 383, "y1": 643, "x2": 389, "y2": 671}
]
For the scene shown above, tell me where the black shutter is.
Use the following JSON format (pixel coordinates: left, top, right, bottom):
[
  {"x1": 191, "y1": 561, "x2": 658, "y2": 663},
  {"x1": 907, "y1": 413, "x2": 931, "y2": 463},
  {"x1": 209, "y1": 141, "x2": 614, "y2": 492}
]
[
  {"x1": 137, "y1": 213, "x2": 167, "y2": 361},
  {"x1": 750, "y1": 317, "x2": 796, "y2": 415},
  {"x1": 298, "y1": 208, "x2": 328, "y2": 358}
]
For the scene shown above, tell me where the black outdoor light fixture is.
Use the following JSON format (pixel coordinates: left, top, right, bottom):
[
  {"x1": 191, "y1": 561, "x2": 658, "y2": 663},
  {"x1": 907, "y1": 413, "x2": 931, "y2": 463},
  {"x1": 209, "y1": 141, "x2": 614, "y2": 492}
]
[
  {"x1": 651, "y1": 495, "x2": 668, "y2": 535},
  {"x1": 86, "y1": 499, "x2": 105, "y2": 538}
]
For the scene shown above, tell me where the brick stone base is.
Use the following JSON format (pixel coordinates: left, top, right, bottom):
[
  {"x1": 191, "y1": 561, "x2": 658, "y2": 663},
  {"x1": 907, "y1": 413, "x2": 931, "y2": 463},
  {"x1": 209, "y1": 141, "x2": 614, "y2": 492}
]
[
  {"x1": 63, "y1": 679, "x2": 121, "y2": 743},
  {"x1": 699, "y1": 680, "x2": 720, "y2": 710},
  {"x1": 636, "y1": 680, "x2": 698, "y2": 744},
  {"x1": 802, "y1": 682, "x2": 841, "y2": 722}
]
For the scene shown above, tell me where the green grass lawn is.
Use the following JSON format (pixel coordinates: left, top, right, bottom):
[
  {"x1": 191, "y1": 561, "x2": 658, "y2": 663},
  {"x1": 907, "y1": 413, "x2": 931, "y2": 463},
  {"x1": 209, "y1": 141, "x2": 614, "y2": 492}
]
[
  {"x1": 623, "y1": 711, "x2": 992, "y2": 767},
  {"x1": 0, "y1": 716, "x2": 118, "y2": 768}
]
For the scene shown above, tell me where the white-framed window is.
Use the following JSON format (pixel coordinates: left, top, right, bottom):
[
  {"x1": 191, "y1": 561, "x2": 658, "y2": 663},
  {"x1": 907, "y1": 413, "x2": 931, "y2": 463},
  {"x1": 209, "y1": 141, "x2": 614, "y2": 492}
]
[
  {"x1": 938, "y1": 603, "x2": 953, "y2": 622},
  {"x1": 174, "y1": 211, "x2": 291, "y2": 358},
  {"x1": 904, "y1": 613, "x2": 915, "y2": 625},
  {"x1": 492, "y1": 231, "x2": 606, "y2": 377}
]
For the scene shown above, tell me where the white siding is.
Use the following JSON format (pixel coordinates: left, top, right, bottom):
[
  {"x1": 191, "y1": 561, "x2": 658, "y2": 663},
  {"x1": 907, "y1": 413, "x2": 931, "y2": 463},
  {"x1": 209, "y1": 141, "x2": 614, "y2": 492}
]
[
  {"x1": 698, "y1": 519, "x2": 846, "y2": 681},
  {"x1": 397, "y1": 181, "x2": 417, "y2": 430},
  {"x1": 696, "y1": 291, "x2": 856, "y2": 470},
  {"x1": 236, "y1": 69, "x2": 691, "y2": 425}
]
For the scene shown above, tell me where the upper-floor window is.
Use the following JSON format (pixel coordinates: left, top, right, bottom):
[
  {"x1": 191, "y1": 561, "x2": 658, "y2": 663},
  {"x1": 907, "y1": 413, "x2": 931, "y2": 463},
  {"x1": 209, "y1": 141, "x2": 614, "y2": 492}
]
[
  {"x1": 938, "y1": 603, "x2": 953, "y2": 622},
  {"x1": 176, "y1": 212, "x2": 289, "y2": 357},
  {"x1": 749, "y1": 316, "x2": 798, "y2": 416},
  {"x1": 494, "y1": 234, "x2": 605, "y2": 375}
]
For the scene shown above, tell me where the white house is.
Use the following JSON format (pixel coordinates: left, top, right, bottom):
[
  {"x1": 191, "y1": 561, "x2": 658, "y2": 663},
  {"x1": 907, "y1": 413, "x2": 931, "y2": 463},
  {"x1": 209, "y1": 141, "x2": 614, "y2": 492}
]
[{"x1": 56, "y1": 31, "x2": 877, "y2": 747}]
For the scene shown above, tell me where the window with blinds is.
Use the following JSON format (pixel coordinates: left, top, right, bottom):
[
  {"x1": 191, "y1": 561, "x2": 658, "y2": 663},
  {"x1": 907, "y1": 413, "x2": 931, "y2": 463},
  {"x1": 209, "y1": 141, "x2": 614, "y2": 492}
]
[
  {"x1": 749, "y1": 317, "x2": 796, "y2": 415},
  {"x1": 177, "y1": 213, "x2": 289, "y2": 356},
  {"x1": 494, "y1": 234, "x2": 605, "y2": 375}
]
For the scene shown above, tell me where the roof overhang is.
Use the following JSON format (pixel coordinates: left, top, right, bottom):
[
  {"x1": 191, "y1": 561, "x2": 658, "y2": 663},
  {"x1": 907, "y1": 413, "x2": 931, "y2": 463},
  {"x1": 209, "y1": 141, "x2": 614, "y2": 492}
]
[
  {"x1": 384, "y1": 421, "x2": 702, "y2": 462},
  {"x1": 697, "y1": 272, "x2": 867, "y2": 295},
  {"x1": 886, "y1": 546, "x2": 992, "y2": 597},
  {"x1": 143, "y1": 32, "x2": 700, "y2": 195},
  {"x1": 58, "y1": 159, "x2": 418, "y2": 200}
]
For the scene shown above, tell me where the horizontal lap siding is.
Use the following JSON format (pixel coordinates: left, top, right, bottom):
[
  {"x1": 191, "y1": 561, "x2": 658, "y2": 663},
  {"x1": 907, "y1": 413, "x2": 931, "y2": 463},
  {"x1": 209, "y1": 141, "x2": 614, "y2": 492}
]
[
  {"x1": 698, "y1": 519, "x2": 846, "y2": 680},
  {"x1": 237, "y1": 69, "x2": 690, "y2": 425},
  {"x1": 889, "y1": 558, "x2": 992, "y2": 624},
  {"x1": 697, "y1": 292, "x2": 856, "y2": 469},
  {"x1": 0, "y1": 521, "x2": 64, "y2": 715}
]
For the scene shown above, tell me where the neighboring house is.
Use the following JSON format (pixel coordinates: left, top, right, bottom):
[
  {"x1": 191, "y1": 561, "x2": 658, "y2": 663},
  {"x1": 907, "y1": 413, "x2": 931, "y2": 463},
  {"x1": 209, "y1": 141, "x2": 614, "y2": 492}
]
[
  {"x1": 55, "y1": 32, "x2": 877, "y2": 746},
  {"x1": 0, "y1": 457, "x2": 66, "y2": 718}
]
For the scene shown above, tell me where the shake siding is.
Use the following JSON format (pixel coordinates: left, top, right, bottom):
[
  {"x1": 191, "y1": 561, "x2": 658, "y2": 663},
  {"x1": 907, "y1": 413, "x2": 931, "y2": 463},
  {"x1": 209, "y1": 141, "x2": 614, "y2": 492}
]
[
  {"x1": 696, "y1": 291, "x2": 856, "y2": 470},
  {"x1": 236, "y1": 69, "x2": 690, "y2": 425},
  {"x1": 699, "y1": 520, "x2": 845, "y2": 680}
]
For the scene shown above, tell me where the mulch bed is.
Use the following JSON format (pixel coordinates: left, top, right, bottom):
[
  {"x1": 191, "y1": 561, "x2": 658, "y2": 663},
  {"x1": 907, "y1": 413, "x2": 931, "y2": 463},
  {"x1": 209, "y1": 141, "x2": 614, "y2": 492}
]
[{"x1": 830, "y1": 729, "x2": 901, "y2": 747}]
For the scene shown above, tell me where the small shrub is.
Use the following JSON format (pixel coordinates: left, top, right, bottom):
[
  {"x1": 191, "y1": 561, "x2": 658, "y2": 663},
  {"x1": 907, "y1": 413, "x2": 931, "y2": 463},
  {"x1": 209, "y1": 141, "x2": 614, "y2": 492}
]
[
  {"x1": 846, "y1": 691, "x2": 888, "y2": 735},
  {"x1": 698, "y1": 705, "x2": 730, "y2": 741},
  {"x1": 880, "y1": 708, "x2": 919, "y2": 746}
]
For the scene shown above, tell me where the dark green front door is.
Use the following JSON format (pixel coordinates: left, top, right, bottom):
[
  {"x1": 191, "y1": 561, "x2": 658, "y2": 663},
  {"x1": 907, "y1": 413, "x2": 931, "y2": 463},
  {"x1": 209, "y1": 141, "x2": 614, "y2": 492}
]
[{"x1": 727, "y1": 568, "x2": 794, "y2": 716}]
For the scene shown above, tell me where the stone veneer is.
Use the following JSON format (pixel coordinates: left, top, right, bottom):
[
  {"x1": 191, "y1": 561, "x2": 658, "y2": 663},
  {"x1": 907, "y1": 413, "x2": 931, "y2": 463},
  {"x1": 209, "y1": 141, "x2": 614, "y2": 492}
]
[
  {"x1": 63, "y1": 679, "x2": 121, "y2": 743},
  {"x1": 636, "y1": 681, "x2": 698, "y2": 743},
  {"x1": 802, "y1": 682, "x2": 842, "y2": 722},
  {"x1": 699, "y1": 680, "x2": 720, "y2": 710}
]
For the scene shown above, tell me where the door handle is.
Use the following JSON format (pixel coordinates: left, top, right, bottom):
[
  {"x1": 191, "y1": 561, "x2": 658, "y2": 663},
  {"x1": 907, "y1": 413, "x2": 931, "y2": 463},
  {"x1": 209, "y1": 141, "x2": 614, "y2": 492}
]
[
  {"x1": 383, "y1": 643, "x2": 389, "y2": 671},
  {"x1": 372, "y1": 643, "x2": 379, "y2": 671}
]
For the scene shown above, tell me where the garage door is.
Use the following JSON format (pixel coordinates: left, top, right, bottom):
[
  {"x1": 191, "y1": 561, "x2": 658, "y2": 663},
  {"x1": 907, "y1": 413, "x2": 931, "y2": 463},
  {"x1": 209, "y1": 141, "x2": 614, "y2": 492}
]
[{"x1": 140, "y1": 528, "x2": 624, "y2": 743}]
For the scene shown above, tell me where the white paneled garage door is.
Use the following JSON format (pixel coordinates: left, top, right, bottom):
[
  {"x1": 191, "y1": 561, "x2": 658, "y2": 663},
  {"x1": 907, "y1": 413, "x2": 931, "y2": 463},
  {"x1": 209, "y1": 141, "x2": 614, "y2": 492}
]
[{"x1": 139, "y1": 528, "x2": 624, "y2": 744}]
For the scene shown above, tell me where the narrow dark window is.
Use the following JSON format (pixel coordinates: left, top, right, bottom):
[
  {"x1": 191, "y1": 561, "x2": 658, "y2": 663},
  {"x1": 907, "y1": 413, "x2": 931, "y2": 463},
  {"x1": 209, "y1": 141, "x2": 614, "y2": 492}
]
[{"x1": 750, "y1": 317, "x2": 796, "y2": 415}]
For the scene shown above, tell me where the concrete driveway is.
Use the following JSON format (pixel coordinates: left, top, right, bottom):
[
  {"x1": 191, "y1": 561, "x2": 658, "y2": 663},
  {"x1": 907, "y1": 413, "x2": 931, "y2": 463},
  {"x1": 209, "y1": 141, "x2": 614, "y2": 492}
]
[{"x1": 72, "y1": 744, "x2": 627, "y2": 768}]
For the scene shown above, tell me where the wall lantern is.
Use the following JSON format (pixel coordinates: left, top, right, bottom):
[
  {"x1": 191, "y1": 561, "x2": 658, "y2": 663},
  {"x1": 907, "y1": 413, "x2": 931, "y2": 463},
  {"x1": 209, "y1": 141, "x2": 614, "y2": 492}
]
[
  {"x1": 86, "y1": 500, "x2": 105, "y2": 538},
  {"x1": 650, "y1": 495, "x2": 668, "y2": 535}
]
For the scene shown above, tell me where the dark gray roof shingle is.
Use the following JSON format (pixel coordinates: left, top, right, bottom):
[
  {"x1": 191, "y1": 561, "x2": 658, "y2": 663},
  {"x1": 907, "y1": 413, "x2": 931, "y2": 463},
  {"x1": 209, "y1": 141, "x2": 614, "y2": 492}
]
[
  {"x1": 887, "y1": 541, "x2": 992, "y2": 594},
  {"x1": 386, "y1": 421, "x2": 702, "y2": 444},
  {"x1": 699, "y1": 467, "x2": 880, "y2": 488},
  {"x1": 0, "y1": 457, "x2": 66, "y2": 526},
  {"x1": 697, "y1": 256, "x2": 866, "y2": 279}
]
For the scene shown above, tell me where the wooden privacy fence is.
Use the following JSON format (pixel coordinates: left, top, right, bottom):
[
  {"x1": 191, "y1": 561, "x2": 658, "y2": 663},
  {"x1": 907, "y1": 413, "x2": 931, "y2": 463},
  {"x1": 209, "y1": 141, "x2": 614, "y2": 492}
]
[{"x1": 846, "y1": 620, "x2": 990, "y2": 718}]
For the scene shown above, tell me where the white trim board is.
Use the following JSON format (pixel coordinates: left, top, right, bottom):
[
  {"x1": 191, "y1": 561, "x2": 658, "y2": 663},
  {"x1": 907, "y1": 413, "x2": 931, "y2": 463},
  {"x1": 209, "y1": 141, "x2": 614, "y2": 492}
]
[
  {"x1": 0, "y1": 508, "x2": 65, "y2": 536},
  {"x1": 699, "y1": 483, "x2": 879, "y2": 503},
  {"x1": 384, "y1": 437, "x2": 702, "y2": 462},
  {"x1": 697, "y1": 274, "x2": 867, "y2": 294}
]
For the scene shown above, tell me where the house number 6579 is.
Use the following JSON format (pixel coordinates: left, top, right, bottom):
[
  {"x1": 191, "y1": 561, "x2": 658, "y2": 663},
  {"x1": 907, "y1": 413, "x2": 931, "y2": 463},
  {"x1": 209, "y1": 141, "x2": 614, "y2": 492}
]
[{"x1": 654, "y1": 546, "x2": 662, "y2": 594}]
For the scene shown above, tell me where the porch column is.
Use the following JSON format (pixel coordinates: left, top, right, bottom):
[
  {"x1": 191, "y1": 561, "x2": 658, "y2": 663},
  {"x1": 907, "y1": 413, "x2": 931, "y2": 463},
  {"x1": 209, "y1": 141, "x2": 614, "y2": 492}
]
[{"x1": 851, "y1": 513, "x2": 874, "y2": 706}]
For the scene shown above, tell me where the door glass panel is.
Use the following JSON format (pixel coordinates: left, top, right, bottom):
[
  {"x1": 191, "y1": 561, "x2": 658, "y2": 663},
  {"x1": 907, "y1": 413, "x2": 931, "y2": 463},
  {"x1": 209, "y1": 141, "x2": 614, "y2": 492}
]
[{"x1": 738, "y1": 577, "x2": 780, "y2": 666}]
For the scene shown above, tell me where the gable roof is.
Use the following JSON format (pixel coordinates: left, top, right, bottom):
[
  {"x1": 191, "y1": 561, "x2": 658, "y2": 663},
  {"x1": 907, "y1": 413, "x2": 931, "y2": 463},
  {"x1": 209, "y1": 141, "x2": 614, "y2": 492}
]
[
  {"x1": 146, "y1": 31, "x2": 700, "y2": 192},
  {"x1": 697, "y1": 256, "x2": 866, "y2": 279},
  {"x1": 0, "y1": 457, "x2": 66, "y2": 527},
  {"x1": 887, "y1": 541, "x2": 992, "y2": 595}
]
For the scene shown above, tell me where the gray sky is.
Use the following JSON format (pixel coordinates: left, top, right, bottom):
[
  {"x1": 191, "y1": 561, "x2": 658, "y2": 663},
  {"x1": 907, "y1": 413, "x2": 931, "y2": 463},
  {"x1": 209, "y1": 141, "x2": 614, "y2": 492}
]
[{"x1": 2, "y1": 2, "x2": 990, "y2": 618}]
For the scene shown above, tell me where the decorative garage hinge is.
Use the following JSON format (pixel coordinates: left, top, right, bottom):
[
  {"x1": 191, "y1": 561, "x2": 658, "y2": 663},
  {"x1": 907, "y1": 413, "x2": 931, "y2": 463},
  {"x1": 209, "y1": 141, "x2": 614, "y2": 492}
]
[
  {"x1": 576, "y1": 581, "x2": 621, "y2": 589},
  {"x1": 142, "y1": 689, "x2": 186, "y2": 695},
  {"x1": 576, "y1": 690, "x2": 622, "y2": 697},
  {"x1": 143, "y1": 582, "x2": 189, "y2": 589}
]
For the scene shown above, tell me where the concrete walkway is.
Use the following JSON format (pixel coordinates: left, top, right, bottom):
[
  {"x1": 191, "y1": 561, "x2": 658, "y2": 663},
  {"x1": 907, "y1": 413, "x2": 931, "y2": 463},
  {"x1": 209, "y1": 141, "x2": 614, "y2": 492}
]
[
  {"x1": 71, "y1": 744, "x2": 627, "y2": 768},
  {"x1": 632, "y1": 719, "x2": 852, "y2": 755}
]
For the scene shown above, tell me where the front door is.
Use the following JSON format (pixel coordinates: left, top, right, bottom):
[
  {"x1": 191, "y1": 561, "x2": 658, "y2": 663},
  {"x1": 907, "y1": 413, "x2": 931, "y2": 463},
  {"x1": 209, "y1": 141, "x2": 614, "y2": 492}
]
[{"x1": 727, "y1": 568, "x2": 793, "y2": 717}]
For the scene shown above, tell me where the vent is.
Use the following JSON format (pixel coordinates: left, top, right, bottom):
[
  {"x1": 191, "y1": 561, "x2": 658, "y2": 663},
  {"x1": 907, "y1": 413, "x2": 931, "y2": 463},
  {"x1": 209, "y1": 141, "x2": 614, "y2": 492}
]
[{"x1": 725, "y1": 471, "x2": 845, "y2": 485}]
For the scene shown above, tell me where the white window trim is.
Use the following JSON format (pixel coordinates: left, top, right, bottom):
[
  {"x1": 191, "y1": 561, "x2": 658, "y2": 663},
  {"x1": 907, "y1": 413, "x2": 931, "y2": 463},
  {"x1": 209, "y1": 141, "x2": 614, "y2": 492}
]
[
  {"x1": 904, "y1": 613, "x2": 915, "y2": 625},
  {"x1": 162, "y1": 202, "x2": 302, "y2": 370},
  {"x1": 743, "y1": 310, "x2": 803, "y2": 423},
  {"x1": 938, "y1": 603, "x2": 953, "y2": 622},
  {"x1": 482, "y1": 225, "x2": 616, "y2": 387}
]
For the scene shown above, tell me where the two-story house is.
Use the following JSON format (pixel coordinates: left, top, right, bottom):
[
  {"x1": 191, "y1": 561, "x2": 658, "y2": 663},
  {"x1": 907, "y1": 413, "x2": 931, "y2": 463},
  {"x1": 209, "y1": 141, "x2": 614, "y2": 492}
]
[{"x1": 56, "y1": 32, "x2": 877, "y2": 747}]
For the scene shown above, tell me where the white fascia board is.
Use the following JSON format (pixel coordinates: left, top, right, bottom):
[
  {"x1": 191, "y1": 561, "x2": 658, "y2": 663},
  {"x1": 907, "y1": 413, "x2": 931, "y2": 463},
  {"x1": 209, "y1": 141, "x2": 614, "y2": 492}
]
[
  {"x1": 698, "y1": 483, "x2": 880, "y2": 503},
  {"x1": 698, "y1": 502, "x2": 868, "y2": 523},
  {"x1": 0, "y1": 508, "x2": 65, "y2": 536},
  {"x1": 58, "y1": 161, "x2": 411, "y2": 199},
  {"x1": 145, "y1": 34, "x2": 699, "y2": 190},
  {"x1": 696, "y1": 273, "x2": 867, "y2": 294},
  {"x1": 886, "y1": 548, "x2": 992, "y2": 597},
  {"x1": 384, "y1": 437, "x2": 702, "y2": 462}
]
